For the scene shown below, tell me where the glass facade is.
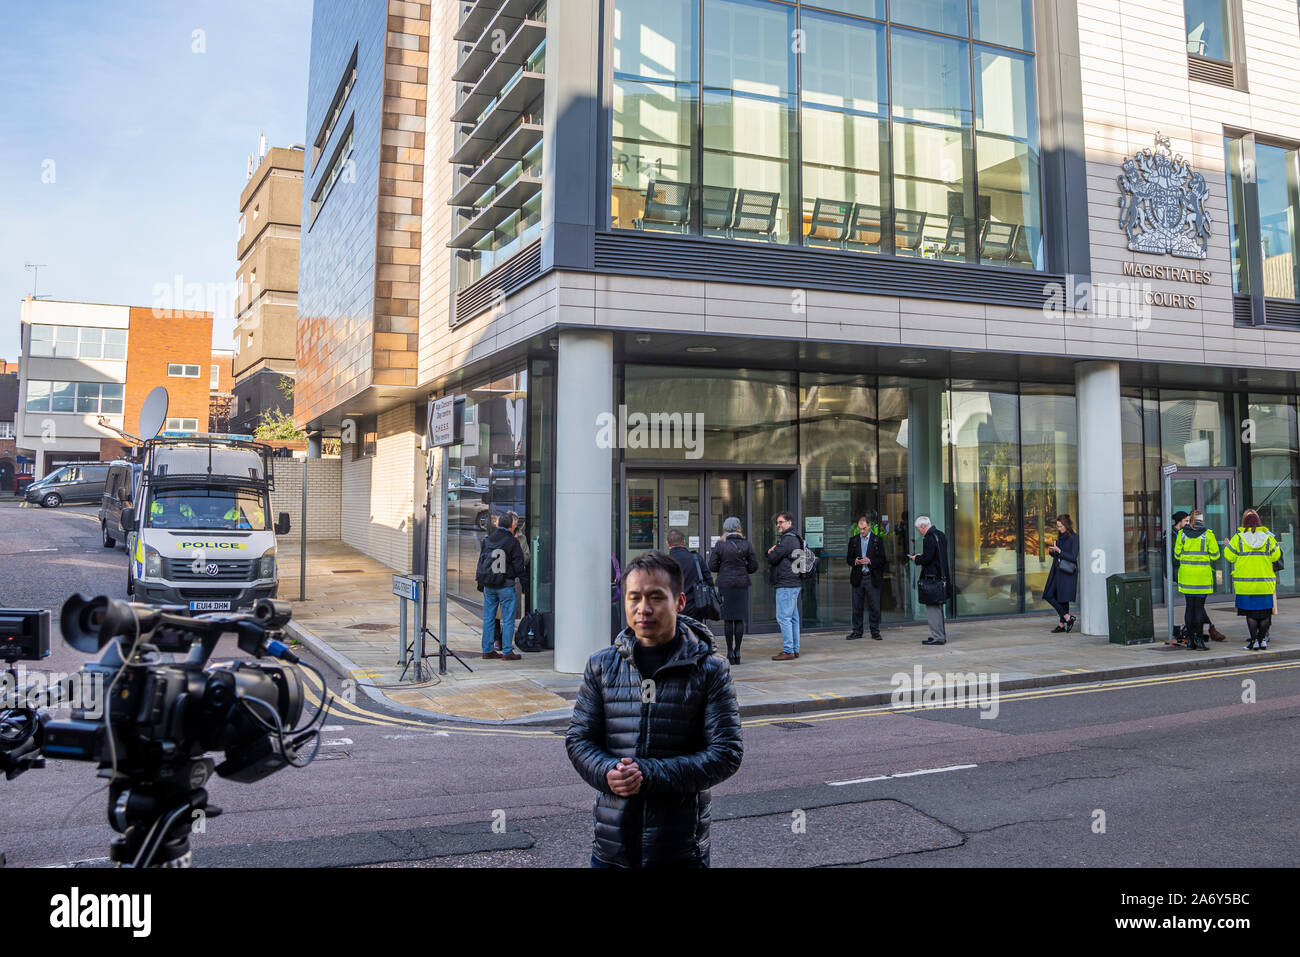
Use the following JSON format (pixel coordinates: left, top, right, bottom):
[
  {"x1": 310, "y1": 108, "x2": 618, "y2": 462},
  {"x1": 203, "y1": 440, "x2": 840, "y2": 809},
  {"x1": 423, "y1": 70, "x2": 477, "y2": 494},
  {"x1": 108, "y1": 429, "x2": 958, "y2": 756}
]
[
  {"x1": 605, "y1": 370, "x2": 1300, "y2": 632},
  {"x1": 610, "y1": 0, "x2": 1043, "y2": 268},
  {"x1": 445, "y1": 369, "x2": 531, "y2": 604}
]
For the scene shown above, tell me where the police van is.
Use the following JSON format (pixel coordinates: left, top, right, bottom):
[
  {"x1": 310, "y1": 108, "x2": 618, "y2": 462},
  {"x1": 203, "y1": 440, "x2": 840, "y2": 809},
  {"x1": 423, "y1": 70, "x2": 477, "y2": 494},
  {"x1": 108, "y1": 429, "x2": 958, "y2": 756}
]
[{"x1": 123, "y1": 434, "x2": 290, "y2": 611}]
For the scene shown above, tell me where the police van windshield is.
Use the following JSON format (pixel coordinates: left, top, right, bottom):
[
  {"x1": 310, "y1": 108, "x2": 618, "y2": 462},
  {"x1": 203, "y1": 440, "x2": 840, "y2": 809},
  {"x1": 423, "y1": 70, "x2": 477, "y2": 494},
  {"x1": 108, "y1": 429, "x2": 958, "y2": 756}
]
[{"x1": 147, "y1": 488, "x2": 268, "y2": 530}]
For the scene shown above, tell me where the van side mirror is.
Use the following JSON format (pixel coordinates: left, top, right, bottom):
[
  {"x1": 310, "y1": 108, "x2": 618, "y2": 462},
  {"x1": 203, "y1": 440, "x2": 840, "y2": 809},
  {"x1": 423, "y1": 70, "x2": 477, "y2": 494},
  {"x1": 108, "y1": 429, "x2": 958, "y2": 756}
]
[
  {"x1": 122, "y1": 508, "x2": 136, "y2": 532},
  {"x1": 275, "y1": 512, "x2": 291, "y2": 535}
]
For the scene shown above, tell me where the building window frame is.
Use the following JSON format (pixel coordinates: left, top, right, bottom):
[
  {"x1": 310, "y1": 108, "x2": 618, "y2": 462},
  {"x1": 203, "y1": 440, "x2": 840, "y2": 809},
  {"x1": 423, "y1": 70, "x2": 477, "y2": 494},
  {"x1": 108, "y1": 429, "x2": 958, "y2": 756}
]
[
  {"x1": 28, "y1": 324, "x2": 127, "y2": 360},
  {"x1": 25, "y1": 380, "x2": 124, "y2": 415},
  {"x1": 165, "y1": 417, "x2": 199, "y2": 433},
  {"x1": 309, "y1": 116, "x2": 355, "y2": 227},
  {"x1": 1183, "y1": 0, "x2": 1248, "y2": 89},
  {"x1": 312, "y1": 46, "x2": 359, "y2": 172},
  {"x1": 606, "y1": 0, "x2": 1045, "y2": 270},
  {"x1": 168, "y1": 363, "x2": 202, "y2": 378}
]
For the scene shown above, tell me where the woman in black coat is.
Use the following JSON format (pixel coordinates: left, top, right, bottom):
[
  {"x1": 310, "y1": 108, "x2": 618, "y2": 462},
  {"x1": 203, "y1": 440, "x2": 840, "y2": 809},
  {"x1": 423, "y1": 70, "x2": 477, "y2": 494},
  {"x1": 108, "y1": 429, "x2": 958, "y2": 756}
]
[
  {"x1": 708, "y1": 516, "x2": 759, "y2": 665},
  {"x1": 1043, "y1": 513, "x2": 1079, "y2": 632}
]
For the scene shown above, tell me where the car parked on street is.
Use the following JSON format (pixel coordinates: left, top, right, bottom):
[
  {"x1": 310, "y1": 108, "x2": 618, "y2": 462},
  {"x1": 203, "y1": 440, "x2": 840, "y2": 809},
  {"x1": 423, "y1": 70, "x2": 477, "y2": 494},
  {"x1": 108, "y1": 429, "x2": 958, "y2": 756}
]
[{"x1": 24, "y1": 463, "x2": 111, "y2": 508}]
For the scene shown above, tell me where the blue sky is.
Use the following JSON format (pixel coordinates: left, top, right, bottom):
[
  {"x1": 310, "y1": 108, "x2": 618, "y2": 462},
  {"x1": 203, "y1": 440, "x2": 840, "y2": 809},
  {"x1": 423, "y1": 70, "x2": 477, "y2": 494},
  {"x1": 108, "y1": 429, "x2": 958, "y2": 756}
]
[{"x1": 0, "y1": 0, "x2": 314, "y2": 360}]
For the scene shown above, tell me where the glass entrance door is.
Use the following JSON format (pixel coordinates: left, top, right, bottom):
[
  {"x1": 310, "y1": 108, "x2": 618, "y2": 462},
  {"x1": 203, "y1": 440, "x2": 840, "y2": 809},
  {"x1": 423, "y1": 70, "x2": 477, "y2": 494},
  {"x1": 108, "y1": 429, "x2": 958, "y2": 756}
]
[
  {"x1": 624, "y1": 469, "x2": 791, "y2": 629},
  {"x1": 1171, "y1": 468, "x2": 1239, "y2": 602}
]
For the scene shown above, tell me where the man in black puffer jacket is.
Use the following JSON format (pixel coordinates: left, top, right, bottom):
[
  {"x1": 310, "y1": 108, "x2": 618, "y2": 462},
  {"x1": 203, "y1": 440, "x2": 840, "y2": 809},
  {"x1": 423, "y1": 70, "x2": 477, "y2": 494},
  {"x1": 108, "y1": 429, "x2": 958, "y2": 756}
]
[{"x1": 566, "y1": 550, "x2": 743, "y2": 868}]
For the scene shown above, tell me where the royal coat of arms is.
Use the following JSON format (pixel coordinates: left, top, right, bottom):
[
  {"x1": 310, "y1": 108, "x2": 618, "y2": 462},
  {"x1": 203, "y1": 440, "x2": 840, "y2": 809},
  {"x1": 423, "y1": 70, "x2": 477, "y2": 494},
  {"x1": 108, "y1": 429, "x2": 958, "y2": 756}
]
[{"x1": 1117, "y1": 132, "x2": 1212, "y2": 259}]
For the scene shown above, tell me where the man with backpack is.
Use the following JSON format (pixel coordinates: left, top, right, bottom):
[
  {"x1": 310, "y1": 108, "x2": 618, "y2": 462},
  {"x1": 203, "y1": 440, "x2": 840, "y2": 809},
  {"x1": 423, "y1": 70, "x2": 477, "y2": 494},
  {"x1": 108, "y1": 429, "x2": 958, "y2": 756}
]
[
  {"x1": 477, "y1": 511, "x2": 527, "y2": 660},
  {"x1": 666, "y1": 528, "x2": 715, "y2": 622},
  {"x1": 767, "y1": 511, "x2": 806, "y2": 661}
]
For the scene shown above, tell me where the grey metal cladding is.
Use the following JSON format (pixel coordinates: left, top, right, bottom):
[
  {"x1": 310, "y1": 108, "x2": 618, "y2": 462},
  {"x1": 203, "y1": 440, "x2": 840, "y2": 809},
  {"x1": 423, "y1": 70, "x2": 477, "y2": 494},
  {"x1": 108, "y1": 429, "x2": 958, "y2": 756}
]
[{"x1": 593, "y1": 231, "x2": 1062, "y2": 309}]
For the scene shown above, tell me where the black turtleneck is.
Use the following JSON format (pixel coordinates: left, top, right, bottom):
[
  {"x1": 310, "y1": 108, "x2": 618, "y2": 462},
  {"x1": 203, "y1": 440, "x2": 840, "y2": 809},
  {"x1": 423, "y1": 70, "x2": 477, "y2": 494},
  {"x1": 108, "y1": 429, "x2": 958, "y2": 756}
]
[{"x1": 633, "y1": 631, "x2": 682, "y2": 679}]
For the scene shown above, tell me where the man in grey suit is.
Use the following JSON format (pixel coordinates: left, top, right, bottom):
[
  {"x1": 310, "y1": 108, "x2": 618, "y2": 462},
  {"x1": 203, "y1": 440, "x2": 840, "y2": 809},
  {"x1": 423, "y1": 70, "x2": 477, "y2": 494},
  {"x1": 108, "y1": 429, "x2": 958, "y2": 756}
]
[{"x1": 909, "y1": 516, "x2": 952, "y2": 646}]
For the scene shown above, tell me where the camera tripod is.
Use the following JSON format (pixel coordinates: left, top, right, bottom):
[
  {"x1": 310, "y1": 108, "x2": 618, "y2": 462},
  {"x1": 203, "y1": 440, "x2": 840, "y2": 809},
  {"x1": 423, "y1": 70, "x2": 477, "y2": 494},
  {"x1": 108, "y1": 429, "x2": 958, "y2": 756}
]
[{"x1": 106, "y1": 757, "x2": 222, "y2": 868}]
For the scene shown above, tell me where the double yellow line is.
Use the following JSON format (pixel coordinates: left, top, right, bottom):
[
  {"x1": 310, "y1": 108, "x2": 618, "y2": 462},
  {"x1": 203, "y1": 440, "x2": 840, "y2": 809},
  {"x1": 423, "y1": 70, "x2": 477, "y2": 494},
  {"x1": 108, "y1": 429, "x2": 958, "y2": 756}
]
[{"x1": 296, "y1": 667, "x2": 556, "y2": 737}]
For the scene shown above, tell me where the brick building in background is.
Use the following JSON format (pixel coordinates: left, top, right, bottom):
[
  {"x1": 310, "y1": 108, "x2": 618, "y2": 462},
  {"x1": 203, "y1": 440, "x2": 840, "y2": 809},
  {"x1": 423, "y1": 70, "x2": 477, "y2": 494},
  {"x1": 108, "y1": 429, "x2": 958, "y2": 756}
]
[
  {"x1": 123, "y1": 307, "x2": 214, "y2": 438},
  {"x1": 210, "y1": 348, "x2": 235, "y2": 432}
]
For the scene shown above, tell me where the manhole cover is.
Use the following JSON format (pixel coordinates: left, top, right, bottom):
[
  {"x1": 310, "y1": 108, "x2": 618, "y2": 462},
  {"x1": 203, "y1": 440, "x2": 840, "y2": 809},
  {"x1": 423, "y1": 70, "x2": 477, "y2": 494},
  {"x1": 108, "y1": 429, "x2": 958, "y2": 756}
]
[
  {"x1": 772, "y1": 721, "x2": 814, "y2": 731},
  {"x1": 352, "y1": 623, "x2": 396, "y2": 632}
]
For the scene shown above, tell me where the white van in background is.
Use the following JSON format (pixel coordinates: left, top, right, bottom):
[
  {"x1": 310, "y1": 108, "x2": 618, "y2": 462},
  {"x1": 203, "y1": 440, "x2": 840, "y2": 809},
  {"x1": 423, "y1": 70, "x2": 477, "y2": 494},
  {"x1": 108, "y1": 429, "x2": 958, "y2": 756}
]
[{"x1": 123, "y1": 435, "x2": 290, "y2": 611}]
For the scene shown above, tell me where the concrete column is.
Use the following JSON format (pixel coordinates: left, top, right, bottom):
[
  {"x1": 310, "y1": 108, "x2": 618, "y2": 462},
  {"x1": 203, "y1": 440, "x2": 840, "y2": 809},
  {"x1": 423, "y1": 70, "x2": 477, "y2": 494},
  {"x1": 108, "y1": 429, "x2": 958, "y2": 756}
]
[
  {"x1": 554, "y1": 330, "x2": 613, "y2": 674},
  {"x1": 307, "y1": 432, "x2": 322, "y2": 458},
  {"x1": 1075, "y1": 360, "x2": 1125, "y2": 636}
]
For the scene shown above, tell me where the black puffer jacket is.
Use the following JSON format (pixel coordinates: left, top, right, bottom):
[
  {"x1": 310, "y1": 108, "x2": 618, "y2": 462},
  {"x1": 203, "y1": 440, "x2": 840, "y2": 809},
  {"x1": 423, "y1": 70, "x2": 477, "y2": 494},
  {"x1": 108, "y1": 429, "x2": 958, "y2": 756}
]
[{"x1": 565, "y1": 617, "x2": 743, "y2": 867}]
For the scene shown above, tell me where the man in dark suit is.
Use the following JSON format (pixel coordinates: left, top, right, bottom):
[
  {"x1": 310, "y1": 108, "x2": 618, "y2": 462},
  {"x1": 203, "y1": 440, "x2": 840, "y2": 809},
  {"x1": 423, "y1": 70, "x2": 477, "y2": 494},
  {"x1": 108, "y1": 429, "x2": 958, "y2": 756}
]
[
  {"x1": 845, "y1": 514, "x2": 887, "y2": 640},
  {"x1": 910, "y1": 516, "x2": 952, "y2": 646}
]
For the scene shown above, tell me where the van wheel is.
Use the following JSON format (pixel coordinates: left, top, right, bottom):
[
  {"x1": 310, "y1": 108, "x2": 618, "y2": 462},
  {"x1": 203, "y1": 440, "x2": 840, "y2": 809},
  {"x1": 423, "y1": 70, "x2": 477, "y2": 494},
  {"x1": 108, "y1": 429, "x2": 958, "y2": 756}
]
[
  {"x1": 102, "y1": 521, "x2": 116, "y2": 548},
  {"x1": 477, "y1": 511, "x2": 489, "y2": 532},
  {"x1": 42, "y1": 492, "x2": 62, "y2": 509}
]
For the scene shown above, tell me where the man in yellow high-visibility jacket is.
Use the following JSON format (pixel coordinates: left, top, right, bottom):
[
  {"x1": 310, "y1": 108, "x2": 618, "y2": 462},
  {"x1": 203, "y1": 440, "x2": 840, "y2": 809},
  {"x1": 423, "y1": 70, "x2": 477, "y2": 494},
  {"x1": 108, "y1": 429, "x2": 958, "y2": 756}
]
[
  {"x1": 150, "y1": 499, "x2": 195, "y2": 526},
  {"x1": 223, "y1": 503, "x2": 264, "y2": 529},
  {"x1": 1223, "y1": 509, "x2": 1282, "y2": 650},
  {"x1": 1174, "y1": 510, "x2": 1222, "y2": 650}
]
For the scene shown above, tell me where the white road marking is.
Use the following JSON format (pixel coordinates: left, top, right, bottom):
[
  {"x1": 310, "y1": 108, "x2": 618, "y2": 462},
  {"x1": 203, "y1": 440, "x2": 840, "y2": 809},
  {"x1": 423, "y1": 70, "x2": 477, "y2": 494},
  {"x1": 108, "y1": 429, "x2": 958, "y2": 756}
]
[
  {"x1": 322, "y1": 738, "x2": 353, "y2": 746},
  {"x1": 27, "y1": 548, "x2": 57, "y2": 552},
  {"x1": 827, "y1": 763, "x2": 977, "y2": 786},
  {"x1": 322, "y1": 724, "x2": 345, "y2": 731},
  {"x1": 382, "y1": 732, "x2": 451, "y2": 740}
]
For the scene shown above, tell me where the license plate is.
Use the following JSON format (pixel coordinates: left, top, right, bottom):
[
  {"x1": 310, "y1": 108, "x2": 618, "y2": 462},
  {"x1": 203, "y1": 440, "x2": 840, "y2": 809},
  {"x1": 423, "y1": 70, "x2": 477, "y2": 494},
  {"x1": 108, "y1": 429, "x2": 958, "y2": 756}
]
[{"x1": 189, "y1": 600, "x2": 231, "y2": 612}]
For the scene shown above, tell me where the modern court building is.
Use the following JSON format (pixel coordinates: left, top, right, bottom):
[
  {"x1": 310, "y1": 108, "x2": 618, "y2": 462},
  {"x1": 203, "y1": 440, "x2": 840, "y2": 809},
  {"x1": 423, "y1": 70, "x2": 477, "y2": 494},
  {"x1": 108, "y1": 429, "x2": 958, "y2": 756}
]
[{"x1": 297, "y1": 0, "x2": 1300, "y2": 672}]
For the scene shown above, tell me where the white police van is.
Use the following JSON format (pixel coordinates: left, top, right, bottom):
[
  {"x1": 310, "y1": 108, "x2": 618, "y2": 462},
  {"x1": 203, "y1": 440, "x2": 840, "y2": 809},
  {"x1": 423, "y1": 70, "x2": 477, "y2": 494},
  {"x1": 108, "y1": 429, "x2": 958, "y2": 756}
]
[{"x1": 124, "y1": 434, "x2": 290, "y2": 612}]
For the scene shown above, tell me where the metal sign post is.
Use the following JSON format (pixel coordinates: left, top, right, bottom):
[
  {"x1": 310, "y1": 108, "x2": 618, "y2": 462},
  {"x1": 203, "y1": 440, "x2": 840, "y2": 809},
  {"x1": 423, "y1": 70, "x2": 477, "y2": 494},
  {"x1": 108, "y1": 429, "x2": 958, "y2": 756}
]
[
  {"x1": 427, "y1": 395, "x2": 470, "y2": 676},
  {"x1": 299, "y1": 457, "x2": 307, "y2": 602},
  {"x1": 1163, "y1": 463, "x2": 1177, "y2": 639},
  {"x1": 393, "y1": 574, "x2": 424, "y2": 678}
]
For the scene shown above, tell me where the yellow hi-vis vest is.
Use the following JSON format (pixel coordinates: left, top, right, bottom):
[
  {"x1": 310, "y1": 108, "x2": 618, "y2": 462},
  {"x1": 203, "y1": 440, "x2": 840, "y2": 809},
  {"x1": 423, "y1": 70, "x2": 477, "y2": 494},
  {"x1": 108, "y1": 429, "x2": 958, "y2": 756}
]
[
  {"x1": 1223, "y1": 527, "x2": 1281, "y2": 597},
  {"x1": 1175, "y1": 527, "x2": 1220, "y2": 595}
]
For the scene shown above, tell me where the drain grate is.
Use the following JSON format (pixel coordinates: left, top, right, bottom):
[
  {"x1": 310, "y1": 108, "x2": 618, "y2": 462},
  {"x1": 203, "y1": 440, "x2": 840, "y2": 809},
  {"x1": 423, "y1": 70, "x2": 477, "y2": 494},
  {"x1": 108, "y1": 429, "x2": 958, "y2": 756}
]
[
  {"x1": 314, "y1": 750, "x2": 351, "y2": 760},
  {"x1": 351, "y1": 622, "x2": 396, "y2": 632},
  {"x1": 772, "y1": 721, "x2": 814, "y2": 731},
  {"x1": 332, "y1": 569, "x2": 364, "y2": 574}
]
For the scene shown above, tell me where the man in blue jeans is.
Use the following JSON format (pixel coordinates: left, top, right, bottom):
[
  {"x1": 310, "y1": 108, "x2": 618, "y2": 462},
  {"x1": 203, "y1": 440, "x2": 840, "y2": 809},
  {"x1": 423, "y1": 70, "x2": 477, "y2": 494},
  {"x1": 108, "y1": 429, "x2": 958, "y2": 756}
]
[
  {"x1": 766, "y1": 511, "x2": 803, "y2": 661},
  {"x1": 476, "y1": 511, "x2": 527, "y2": 660}
]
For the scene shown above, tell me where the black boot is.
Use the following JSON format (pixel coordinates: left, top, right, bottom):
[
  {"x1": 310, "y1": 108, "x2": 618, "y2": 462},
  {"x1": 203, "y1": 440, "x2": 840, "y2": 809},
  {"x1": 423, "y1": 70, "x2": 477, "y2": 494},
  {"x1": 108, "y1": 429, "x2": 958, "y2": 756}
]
[
  {"x1": 1196, "y1": 632, "x2": 1210, "y2": 650},
  {"x1": 733, "y1": 635, "x2": 742, "y2": 665},
  {"x1": 724, "y1": 633, "x2": 735, "y2": 663}
]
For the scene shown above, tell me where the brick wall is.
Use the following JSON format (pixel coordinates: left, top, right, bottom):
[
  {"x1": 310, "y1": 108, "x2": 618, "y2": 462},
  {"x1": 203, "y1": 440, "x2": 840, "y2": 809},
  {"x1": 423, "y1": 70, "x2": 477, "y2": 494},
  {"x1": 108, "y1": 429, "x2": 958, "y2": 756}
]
[
  {"x1": 340, "y1": 402, "x2": 419, "y2": 571},
  {"x1": 271, "y1": 456, "x2": 342, "y2": 542},
  {"x1": 125, "y1": 307, "x2": 213, "y2": 434}
]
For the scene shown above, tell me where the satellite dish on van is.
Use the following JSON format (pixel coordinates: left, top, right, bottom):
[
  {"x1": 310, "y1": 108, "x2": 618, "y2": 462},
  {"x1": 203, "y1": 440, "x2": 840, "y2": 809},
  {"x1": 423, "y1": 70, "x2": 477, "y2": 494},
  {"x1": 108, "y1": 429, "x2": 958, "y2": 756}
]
[{"x1": 139, "y1": 387, "x2": 169, "y2": 440}]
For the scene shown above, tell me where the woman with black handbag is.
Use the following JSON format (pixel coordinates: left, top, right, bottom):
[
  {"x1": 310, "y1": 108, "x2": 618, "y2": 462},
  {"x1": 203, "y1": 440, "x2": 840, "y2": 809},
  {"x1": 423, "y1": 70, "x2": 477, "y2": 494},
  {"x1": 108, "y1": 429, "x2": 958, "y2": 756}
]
[
  {"x1": 1043, "y1": 514, "x2": 1079, "y2": 633},
  {"x1": 709, "y1": 517, "x2": 759, "y2": 665}
]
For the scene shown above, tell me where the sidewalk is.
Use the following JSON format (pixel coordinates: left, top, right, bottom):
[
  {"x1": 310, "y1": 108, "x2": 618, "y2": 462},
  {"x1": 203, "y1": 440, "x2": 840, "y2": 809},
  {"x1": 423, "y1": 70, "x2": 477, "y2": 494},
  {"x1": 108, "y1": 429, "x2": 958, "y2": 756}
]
[{"x1": 279, "y1": 541, "x2": 1300, "y2": 725}]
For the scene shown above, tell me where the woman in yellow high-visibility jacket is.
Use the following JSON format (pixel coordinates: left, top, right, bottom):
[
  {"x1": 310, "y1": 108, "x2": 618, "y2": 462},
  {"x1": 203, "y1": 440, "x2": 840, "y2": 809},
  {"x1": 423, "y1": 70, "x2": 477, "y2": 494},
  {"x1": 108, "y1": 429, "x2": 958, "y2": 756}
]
[
  {"x1": 1174, "y1": 509, "x2": 1220, "y2": 650},
  {"x1": 1223, "y1": 509, "x2": 1282, "y2": 651}
]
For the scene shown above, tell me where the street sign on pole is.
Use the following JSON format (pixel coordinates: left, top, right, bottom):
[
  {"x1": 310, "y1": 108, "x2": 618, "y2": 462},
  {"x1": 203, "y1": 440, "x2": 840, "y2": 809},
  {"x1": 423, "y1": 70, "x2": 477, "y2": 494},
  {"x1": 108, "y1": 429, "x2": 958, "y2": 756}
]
[{"x1": 430, "y1": 396, "x2": 455, "y2": 447}]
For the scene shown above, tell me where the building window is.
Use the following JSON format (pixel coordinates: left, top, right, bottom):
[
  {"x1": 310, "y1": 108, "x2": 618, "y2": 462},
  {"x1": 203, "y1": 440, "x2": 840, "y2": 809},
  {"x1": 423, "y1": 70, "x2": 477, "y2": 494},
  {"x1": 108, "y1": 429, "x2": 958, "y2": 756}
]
[
  {"x1": 313, "y1": 46, "x2": 358, "y2": 172},
  {"x1": 1225, "y1": 133, "x2": 1300, "y2": 310},
  {"x1": 28, "y1": 325, "x2": 127, "y2": 360},
  {"x1": 211, "y1": 364, "x2": 221, "y2": 390},
  {"x1": 310, "y1": 117, "x2": 355, "y2": 224},
  {"x1": 0, "y1": 421, "x2": 14, "y2": 439},
  {"x1": 165, "y1": 418, "x2": 199, "y2": 433},
  {"x1": 1184, "y1": 0, "x2": 1241, "y2": 85},
  {"x1": 26, "y1": 380, "x2": 124, "y2": 415},
  {"x1": 168, "y1": 363, "x2": 202, "y2": 378},
  {"x1": 609, "y1": 0, "x2": 1042, "y2": 268}
]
